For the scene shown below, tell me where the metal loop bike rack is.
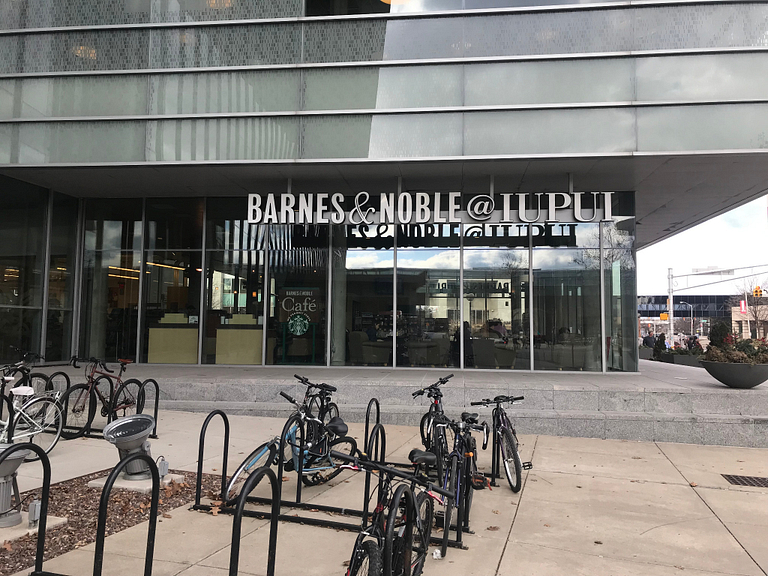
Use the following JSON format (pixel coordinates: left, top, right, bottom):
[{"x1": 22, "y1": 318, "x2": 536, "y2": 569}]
[
  {"x1": 193, "y1": 410, "x2": 229, "y2": 507},
  {"x1": 1, "y1": 443, "x2": 50, "y2": 576},
  {"x1": 1, "y1": 395, "x2": 15, "y2": 442},
  {"x1": 229, "y1": 466, "x2": 280, "y2": 576},
  {"x1": 363, "y1": 397, "x2": 380, "y2": 452},
  {"x1": 362, "y1": 422, "x2": 387, "y2": 530},
  {"x1": 139, "y1": 379, "x2": 160, "y2": 439},
  {"x1": 93, "y1": 453, "x2": 160, "y2": 576}
]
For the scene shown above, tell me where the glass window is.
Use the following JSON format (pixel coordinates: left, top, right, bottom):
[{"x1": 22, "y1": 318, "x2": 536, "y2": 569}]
[
  {"x1": 146, "y1": 198, "x2": 204, "y2": 251},
  {"x1": 80, "y1": 250, "x2": 140, "y2": 362},
  {"x1": 46, "y1": 192, "x2": 79, "y2": 362},
  {"x1": 141, "y1": 251, "x2": 201, "y2": 364},
  {"x1": 0, "y1": 179, "x2": 47, "y2": 363},
  {"x1": 397, "y1": 249, "x2": 460, "y2": 368},
  {"x1": 204, "y1": 198, "x2": 266, "y2": 365},
  {"x1": 532, "y1": 249, "x2": 602, "y2": 371},
  {"x1": 330, "y1": 224, "x2": 395, "y2": 367},
  {"x1": 464, "y1": 249, "x2": 529, "y2": 370},
  {"x1": 306, "y1": 0, "x2": 390, "y2": 16},
  {"x1": 266, "y1": 225, "x2": 328, "y2": 366}
]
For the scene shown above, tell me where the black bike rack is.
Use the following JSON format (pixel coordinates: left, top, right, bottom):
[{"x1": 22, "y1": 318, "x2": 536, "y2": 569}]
[
  {"x1": 1, "y1": 395, "x2": 15, "y2": 442},
  {"x1": 193, "y1": 409, "x2": 230, "y2": 507},
  {"x1": 192, "y1": 409, "x2": 367, "y2": 533},
  {"x1": 1, "y1": 444, "x2": 49, "y2": 575},
  {"x1": 93, "y1": 454, "x2": 160, "y2": 576},
  {"x1": 229, "y1": 466, "x2": 280, "y2": 576},
  {"x1": 363, "y1": 397, "x2": 380, "y2": 452},
  {"x1": 361, "y1": 422, "x2": 387, "y2": 531},
  {"x1": 139, "y1": 379, "x2": 161, "y2": 439}
]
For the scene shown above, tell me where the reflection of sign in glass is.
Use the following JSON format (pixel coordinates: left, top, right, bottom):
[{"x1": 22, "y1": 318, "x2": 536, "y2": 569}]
[{"x1": 287, "y1": 313, "x2": 310, "y2": 336}]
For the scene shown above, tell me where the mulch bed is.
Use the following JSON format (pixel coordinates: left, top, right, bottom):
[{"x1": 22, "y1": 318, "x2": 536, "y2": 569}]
[{"x1": 0, "y1": 469, "x2": 221, "y2": 576}]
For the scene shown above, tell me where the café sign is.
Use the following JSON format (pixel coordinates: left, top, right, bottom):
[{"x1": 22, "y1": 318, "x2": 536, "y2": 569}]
[{"x1": 247, "y1": 191, "x2": 615, "y2": 225}]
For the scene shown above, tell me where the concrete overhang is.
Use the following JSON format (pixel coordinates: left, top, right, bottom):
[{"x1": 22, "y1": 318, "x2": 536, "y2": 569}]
[{"x1": 3, "y1": 152, "x2": 768, "y2": 250}]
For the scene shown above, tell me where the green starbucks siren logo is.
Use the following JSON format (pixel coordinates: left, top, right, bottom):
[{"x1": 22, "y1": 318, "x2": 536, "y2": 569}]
[{"x1": 288, "y1": 312, "x2": 310, "y2": 336}]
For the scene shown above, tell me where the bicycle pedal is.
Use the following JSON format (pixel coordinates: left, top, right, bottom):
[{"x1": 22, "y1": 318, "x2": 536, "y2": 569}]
[{"x1": 522, "y1": 461, "x2": 533, "y2": 470}]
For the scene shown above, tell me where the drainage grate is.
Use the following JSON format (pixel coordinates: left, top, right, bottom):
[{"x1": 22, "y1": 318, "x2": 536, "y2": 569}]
[{"x1": 722, "y1": 474, "x2": 768, "y2": 488}]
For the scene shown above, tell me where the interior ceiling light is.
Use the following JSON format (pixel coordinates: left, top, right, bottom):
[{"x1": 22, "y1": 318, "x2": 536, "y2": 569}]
[
  {"x1": 147, "y1": 262, "x2": 185, "y2": 271},
  {"x1": 108, "y1": 273, "x2": 139, "y2": 280},
  {"x1": 109, "y1": 266, "x2": 140, "y2": 273}
]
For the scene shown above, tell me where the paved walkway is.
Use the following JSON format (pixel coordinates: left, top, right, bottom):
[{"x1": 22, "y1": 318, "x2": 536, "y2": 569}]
[{"x1": 10, "y1": 411, "x2": 768, "y2": 576}]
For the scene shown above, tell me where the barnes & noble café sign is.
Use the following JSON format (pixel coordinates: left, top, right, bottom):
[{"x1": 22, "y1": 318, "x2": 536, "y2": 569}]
[{"x1": 247, "y1": 191, "x2": 616, "y2": 225}]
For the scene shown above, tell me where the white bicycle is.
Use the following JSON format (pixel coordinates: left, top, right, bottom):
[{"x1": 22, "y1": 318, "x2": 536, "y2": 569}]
[{"x1": 0, "y1": 378, "x2": 63, "y2": 462}]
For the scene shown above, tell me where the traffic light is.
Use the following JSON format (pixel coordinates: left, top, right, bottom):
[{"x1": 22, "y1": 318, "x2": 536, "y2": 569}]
[{"x1": 754, "y1": 286, "x2": 763, "y2": 298}]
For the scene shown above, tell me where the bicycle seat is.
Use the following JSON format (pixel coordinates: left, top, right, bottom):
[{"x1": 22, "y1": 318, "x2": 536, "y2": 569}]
[
  {"x1": 461, "y1": 412, "x2": 479, "y2": 424},
  {"x1": 11, "y1": 386, "x2": 34, "y2": 397},
  {"x1": 118, "y1": 358, "x2": 134, "y2": 365},
  {"x1": 317, "y1": 383, "x2": 337, "y2": 393},
  {"x1": 408, "y1": 449, "x2": 437, "y2": 467},
  {"x1": 326, "y1": 417, "x2": 348, "y2": 437}
]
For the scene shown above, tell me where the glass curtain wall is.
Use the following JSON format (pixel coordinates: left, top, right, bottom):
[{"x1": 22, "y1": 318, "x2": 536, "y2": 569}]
[
  {"x1": 266, "y1": 225, "x2": 328, "y2": 366},
  {"x1": 604, "y1": 193, "x2": 637, "y2": 371},
  {"x1": 532, "y1": 219, "x2": 603, "y2": 371},
  {"x1": 80, "y1": 199, "x2": 142, "y2": 361},
  {"x1": 141, "y1": 199, "x2": 204, "y2": 364},
  {"x1": 396, "y1": 189, "x2": 460, "y2": 368},
  {"x1": 204, "y1": 198, "x2": 266, "y2": 365},
  {"x1": 46, "y1": 192, "x2": 78, "y2": 361},
  {"x1": 330, "y1": 192, "x2": 395, "y2": 367},
  {"x1": 0, "y1": 179, "x2": 47, "y2": 363}
]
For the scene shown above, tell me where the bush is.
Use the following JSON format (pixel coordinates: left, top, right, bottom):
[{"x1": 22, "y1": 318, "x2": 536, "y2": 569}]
[{"x1": 709, "y1": 321, "x2": 732, "y2": 349}]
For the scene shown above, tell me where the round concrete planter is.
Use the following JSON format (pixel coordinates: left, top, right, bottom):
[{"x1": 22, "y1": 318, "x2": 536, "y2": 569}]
[{"x1": 700, "y1": 360, "x2": 768, "y2": 389}]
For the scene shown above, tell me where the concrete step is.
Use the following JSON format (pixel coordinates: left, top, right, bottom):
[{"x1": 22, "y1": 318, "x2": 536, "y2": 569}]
[{"x1": 159, "y1": 400, "x2": 768, "y2": 448}]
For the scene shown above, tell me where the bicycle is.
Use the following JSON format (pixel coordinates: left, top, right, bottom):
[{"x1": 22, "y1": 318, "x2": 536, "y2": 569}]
[
  {"x1": 333, "y1": 448, "x2": 452, "y2": 576},
  {"x1": 225, "y1": 382, "x2": 356, "y2": 503},
  {"x1": 298, "y1": 374, "x2": 339, "y2": 426},
  {"x1": 58, "y1": 356, "x2": 145, "y2": 439},
  {"x1": 2, "y1": 348, "x2": 51, "y2": 397},
  {"x1": 470, "y1": 394, "x2": 531, "y2": 492},
  {"x1": 435, "y1": 412, "x2": 489, "y2": 560},
  {"x1": 0, "y1": 377, "x2": 63, "y2": 462},
  {"x1": 413, "y1": 374, "x2": 454, "y2": 480}
]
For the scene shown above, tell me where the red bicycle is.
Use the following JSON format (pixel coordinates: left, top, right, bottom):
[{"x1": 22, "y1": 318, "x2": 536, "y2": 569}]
[{"x1": 59, "y1": 357, "x2": 145, "y2": 439}]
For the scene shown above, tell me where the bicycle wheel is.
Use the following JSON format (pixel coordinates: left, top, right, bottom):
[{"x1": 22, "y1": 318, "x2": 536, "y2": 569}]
[
  {"x1": 112, "y1": 378, "x2": 145, "y2": 419},
  {"x1": 413, "y1": 491, "x2": 434, "y2": 576},
  {"x1": 324, "y1": 402, "x2": 340, "y2": 424},
  {"x1": 225, "y1": 441, "x2": 276, "y2": 504},
  {"x1": 463, "y1": 437, "x2": 478, "y2": 523},
  {"x1": 46, "y1": 371, "x2": 71, "y2": 398},
  {"x1": 440, "y1": 455, "x2": 458, "y2": 560},
  {"x1": 384, "y1": 484, "x2": 414, "y2": 576},
  {"x1": 350, "y1": 540, "x2": 383, "y2": 576},
  {"x1": 430, "y1": 425, "x2": 447, "y2": 483},
  {"x1": 500, "y1": 428, "x2": 522, "y2": 493},
  {"x1": 59, "y1": 383, "x2": 95, "y2": 439},
  {"x1": 301, "y1": 435, "x2": 357, "y2": 487},
  {"x1": 16, "y1": 397, "x2": 63, "y2": 461}
]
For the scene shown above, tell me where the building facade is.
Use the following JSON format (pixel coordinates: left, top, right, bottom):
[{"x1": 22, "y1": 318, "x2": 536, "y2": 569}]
[{"x1": 4, "y1": 0, "x2": 768, "y2": 371}]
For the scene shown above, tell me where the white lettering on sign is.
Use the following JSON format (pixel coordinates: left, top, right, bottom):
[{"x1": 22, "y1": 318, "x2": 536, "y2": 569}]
[{"x1": 245, "y1": 191, "x2": 617, "y2": 225}]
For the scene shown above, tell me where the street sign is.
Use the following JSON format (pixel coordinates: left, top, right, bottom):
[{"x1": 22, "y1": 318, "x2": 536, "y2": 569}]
[
  {"x1": 740, "y1": 300, "x2": 747, "y2": 313},
  {"x1": 660, "y1": 313, "x2": 668, "y2": 320}
]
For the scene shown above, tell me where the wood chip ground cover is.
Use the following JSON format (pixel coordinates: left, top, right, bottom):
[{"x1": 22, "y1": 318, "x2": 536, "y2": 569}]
[{"x1": 0, "y1": 470, "x2": 220, "y2": 576}]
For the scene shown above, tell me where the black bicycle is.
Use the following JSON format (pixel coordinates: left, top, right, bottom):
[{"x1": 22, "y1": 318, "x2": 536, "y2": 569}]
[
  {"x1": 413, "y1": 374, "x2": 454, "y2": 479},
  {"x1": 333, "y1": 449, "x2": 452, "y2": 576},
  {"x1": 296, "y1": 374, "x2": 339, "y2": 427},
  {"x1": 225, "y1": 383, "x2": 356, "y2": 502},
  {"x1": 435, "y1": 411, "x2": 489, "y2": 559},
  {"x1": 470, "y1": 395, "x2": 528, "y2": 492}
]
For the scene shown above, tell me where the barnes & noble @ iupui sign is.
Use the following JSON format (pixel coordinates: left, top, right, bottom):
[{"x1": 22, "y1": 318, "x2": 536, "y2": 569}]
[{"x1": 247, "y1": 191, "x2": 615, "y2": 226}]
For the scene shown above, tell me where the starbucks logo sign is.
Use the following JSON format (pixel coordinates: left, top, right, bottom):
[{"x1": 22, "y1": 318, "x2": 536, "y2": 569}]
[{"x1": 288, "y1": 313, "x2": 310, "y2": 336}]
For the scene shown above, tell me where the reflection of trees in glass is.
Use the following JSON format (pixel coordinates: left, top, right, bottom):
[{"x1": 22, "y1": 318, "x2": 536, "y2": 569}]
[{"x1": 574, "y1": 222, "x2": 634, "y2": 270}]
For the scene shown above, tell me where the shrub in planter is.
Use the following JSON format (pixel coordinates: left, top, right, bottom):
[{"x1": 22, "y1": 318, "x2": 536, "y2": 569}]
[{"x1": 702, "y1": 323, "x2": 768, "y2": 388}]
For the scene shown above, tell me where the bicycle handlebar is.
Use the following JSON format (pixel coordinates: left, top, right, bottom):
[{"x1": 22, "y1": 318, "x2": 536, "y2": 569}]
[
  {"x1": 70, "y1": 356, "x2": 114, "y2": 373},
  {"x1": 330, "y1": 450, "x2": 453, "y2": 499},
  {"x1": 279, "y1": 390, "x2": 296, "y2": 405},
  {"x1": 412, "y1": 373, "x2": 453, "y2": 398},
  {"x1": 470, "y1": 395, "x2": 525, "y2": 406},
  {"x1": 294, "y1": 374, "x2": 336, "y2": 393}
]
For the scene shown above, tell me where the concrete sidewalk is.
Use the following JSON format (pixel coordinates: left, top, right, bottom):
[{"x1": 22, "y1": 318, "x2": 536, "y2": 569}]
[{"x1": 9, "y1": 410, "x2": 768, "y2": 576}]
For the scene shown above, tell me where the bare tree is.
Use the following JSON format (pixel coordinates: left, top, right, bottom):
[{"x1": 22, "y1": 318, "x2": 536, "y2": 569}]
[
  {"x1": 573, "y1": 222, "x2": 635, "y2": 270},
  {"x1": 728, "y1": 276, "x2": 768, "y2": 338}
]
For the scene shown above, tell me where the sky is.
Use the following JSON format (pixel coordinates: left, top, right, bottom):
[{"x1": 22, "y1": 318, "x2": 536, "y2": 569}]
[{"x1": 637, "y1": 195, "x2": 768, "y2": 297}]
